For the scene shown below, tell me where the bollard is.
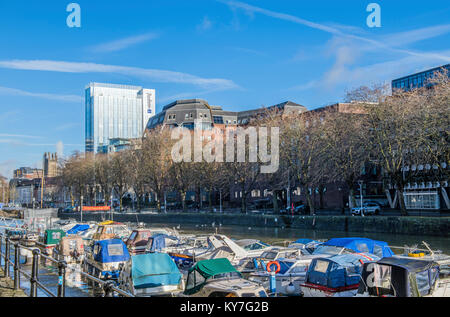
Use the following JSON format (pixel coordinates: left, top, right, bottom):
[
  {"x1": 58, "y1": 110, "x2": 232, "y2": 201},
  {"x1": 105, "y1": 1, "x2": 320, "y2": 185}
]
[
  {"x1": 269, "y1": 271, "x2": 276, "y2": 295},
  {"x1": 57, "y1": 261, "x2": 67, "y2": 297},
  {"x1": 30, "y1": 249, "x2": 40, "y2": 297},
  {"x1": 4, "y1": 238, "x2": 10, "y2": 278},
  {"x1": 14, "y1": 243, "x2": 20, "y2": 290},
  {"x1": 103, "y1": 280, "x2": 115, "y2": 297}
]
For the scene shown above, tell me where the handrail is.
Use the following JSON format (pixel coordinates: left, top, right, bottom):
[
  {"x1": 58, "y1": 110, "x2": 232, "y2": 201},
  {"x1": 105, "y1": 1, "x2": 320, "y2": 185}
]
[{"x1": 0, "y1": 233, "x2": 134, "y2": 297}]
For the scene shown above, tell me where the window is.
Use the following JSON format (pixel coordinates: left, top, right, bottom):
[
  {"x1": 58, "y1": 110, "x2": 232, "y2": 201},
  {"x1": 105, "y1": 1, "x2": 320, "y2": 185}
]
[
  {"x1": 107, "y1": 244, "x2": 124, "y2": 256},
  {"x1": 213, "y1": 116, "x2": 224, "y2": 124},
  {"x1": 373, "y1": 245, "x2": 383, "y2": 258},
  {"x1": 356, "y1": 243, "x2": 370, "y2": 253},
  {"x1": 313, "y1": 260, "x2": 329, "y2": 273}
]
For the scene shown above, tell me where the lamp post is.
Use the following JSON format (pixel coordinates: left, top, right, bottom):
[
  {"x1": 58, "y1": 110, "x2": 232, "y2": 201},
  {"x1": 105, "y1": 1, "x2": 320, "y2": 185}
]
[
  {"x1": 32, "y1": 197, "x2": 36, "y2": 230},
  {"x1": 80, "y1": 195, "x2": 84, "y2": 223},
  {"x1": 110, "y1": 194, "x2": 113, "y2": 221},
  {"x1": 358, "y1": 180, "x2": 364, "y2": 217}
]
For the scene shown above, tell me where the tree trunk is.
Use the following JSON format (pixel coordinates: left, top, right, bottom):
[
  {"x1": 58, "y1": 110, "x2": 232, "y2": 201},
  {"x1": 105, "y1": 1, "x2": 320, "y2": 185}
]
[
  {"x1": 241, "y1": 193, "x2": 247, "y2": 214},
  {"x1": 396, "y1": 189, "x2": 408, "y2": 216},
  {"x1": 306, "y1": 190, "x2": 315, "y2": 215},
  {"x1": 272, "y1": 191, "x2": 279, "y2": 213},
  {"x1": 181, "y1": 191, "x2": 186, "y2": 212}
]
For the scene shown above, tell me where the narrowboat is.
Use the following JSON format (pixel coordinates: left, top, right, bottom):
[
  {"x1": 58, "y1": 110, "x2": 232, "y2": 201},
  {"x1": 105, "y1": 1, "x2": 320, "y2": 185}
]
[
  {"x1": 83, "y1": 239, "x2": 130, "y2": 281},
  {"x1": 301, "y1": 253, "x2": 380, "y2": 297},
  {"x1": 118, "y1": 252, "x2": 184, "y2": 296}
]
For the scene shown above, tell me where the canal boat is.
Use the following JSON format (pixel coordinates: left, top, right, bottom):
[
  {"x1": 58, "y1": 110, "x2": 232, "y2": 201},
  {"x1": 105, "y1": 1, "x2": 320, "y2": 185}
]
[
  {"x1": 118, "y1": 252, "x2": 184, "y2": 296},
  {"x1": 83, "y1": 239, "x2": 130, "y2": 281},
  {"x1": 357, "y1": 257, "x2": 450, "y2": 297},
  {"x1": 300, "y1": 253, "x2": 380, "y2": 297},
  {"x1": 125, "y1": 228, "x2": 153, "y2": 255},
  {"x1": 52, "y1": 235, "x2": 85, "y2": 264},
  {"x1": 183, "y1": 258, "x2": 267, "y2": 297},
  {"x1": 5, "y1": 228, "x2": 26, "y2": 241},
  {"x1": 248, "y1": 257, "x2": 313, "y2": 296},
  {"x1": 35, "y1": 229, "x2": 66, "y2": 255}
]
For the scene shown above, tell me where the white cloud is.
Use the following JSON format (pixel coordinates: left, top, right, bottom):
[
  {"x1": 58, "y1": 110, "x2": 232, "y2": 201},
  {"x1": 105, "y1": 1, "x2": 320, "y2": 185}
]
[
  {"x1": 90, "y1": 32, "x2": 159, "y2": 53},
  {"x1": 0, "y1": 86, "x2": 82, "y2": 103},
  {"x1": 197, "y1": 17, "x2": 213, "y2": 31},
  {"x1": 0, "y1": 59, "x2": 239, "y2": 91},
  {"x1": 0, "y1": 134, "x2": 42, "y2": 139}
]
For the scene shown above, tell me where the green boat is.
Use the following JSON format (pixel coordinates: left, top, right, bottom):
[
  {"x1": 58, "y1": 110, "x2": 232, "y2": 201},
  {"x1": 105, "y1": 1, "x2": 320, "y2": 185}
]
[{"x1": 35, "y1": 229, "x2": 66, "y2": 255}]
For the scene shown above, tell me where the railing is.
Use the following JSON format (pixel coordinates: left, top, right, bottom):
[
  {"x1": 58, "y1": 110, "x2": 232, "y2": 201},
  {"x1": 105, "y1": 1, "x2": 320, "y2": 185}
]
[{"x1": 0, "y1": 233, "x2": 134, "y2": 297}]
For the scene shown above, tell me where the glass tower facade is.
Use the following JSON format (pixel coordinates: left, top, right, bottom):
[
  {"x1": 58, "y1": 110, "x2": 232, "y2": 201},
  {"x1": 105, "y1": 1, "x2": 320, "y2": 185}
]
[
  {"x1": 85, "y1": 83, "x2": 155, "y2": 153},
  {"x1": 392, "y1": 64, "x2": 450, "y2": 92}
]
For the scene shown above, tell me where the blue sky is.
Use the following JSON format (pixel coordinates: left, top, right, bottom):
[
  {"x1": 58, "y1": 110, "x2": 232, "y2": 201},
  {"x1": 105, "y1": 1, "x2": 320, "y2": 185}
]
[{"x1": 0, "y1": 0, "x2": 449, "y2": 178}]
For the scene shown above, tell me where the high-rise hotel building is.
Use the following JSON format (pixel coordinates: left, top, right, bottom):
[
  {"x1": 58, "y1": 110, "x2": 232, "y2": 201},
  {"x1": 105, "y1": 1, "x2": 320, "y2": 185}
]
[{"x1": 85, "y1": 83, "x2": 155, "y2": 153}]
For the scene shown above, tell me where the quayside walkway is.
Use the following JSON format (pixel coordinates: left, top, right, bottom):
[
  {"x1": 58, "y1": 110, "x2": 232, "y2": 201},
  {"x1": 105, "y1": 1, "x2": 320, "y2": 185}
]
[{"x1": 0, "y1": 268, "x2": 26, "y2": 297}]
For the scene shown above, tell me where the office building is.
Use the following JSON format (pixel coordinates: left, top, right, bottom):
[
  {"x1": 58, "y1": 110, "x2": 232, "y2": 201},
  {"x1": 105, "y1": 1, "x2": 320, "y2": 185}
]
[
  {"x1": 392, "y1": 64, "x2": 450, "y2": 92},
  {"x1": 85, "y1": 83, "x2": 155, "y2": 153}
]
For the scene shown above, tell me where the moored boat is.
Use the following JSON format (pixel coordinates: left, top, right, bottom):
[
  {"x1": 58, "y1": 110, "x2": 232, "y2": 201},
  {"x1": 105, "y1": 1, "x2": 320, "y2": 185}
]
[{"x1": 118, "y1": 252, "x2": 184, "y2": 296}]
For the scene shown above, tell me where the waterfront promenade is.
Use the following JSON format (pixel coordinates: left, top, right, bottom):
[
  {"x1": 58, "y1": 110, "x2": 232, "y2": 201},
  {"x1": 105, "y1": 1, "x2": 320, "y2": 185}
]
[{"x1": 0, "y1": 268, "x2": 26, "y2": 297}]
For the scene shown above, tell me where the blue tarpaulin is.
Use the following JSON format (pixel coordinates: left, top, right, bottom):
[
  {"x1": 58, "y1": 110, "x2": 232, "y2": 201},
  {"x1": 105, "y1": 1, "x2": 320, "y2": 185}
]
[
  {"x1": 93, "y1": 239, "x2": 130, "y2": 263},
  {"x1": 293, "y1": 238, "x2": 317, "y2": 245},
  {"x1": 323, "y1": 237, "x2": 394, "y2": 258},
  {"x1": 67, "y1": 224, "x2": 90, "y2": 235},
  {"x1": 131, "y1": 253, "x2": 182, "y2": 289},
  {"x1": 148, "y1": 234, "x2": 179, "y2": 252},
  {"x1": 307, "y1": 253, "x2": 380, "y2": 289}
]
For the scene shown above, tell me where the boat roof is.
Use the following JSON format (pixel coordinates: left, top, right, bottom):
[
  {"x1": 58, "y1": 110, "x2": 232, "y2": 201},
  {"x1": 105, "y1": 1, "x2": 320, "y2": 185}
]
[
  {"x1": 190, "y1": 258, "x2": 239, "y2": 279},
  {"x1": 325, "y1": 253, "x2": 380, "y2": 267},
  {"x1": 323, "y1": 237, "x2": 394, "y2": 257},
  {"x1": 93, "y1": 239, "x2": 130, "y2": 263},
  {"x1": 131, "y1": 253, "x2": 181, "y2": 289},
  {"x1": 67, "y1": 224, "x2": 90, "y2": 235},
  {"x1": 376, "y1": 257, "x2": 439, "y2": 273}
]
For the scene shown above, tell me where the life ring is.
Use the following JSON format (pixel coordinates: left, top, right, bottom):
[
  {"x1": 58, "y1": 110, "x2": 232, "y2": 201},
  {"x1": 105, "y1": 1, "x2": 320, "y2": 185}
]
[{"x1": 266, "y1": 261, "x2": 281, "y2": 273}]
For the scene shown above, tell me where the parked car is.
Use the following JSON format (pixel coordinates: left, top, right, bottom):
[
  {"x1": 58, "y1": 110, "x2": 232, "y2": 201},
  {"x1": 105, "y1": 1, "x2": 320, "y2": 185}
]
[{"x1": 351, "y1": 202, "x2": 381, "y2": 216}]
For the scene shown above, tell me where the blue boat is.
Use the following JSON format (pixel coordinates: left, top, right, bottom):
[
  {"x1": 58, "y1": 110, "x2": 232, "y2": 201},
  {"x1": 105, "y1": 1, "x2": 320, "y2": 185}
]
[
  {"x1": 301, "y1": 253, "x2": 380, "y2": 297},
  {"x1": 118, "y1": 252, "x2": 184, "y2": 296},
  {"x1": 313, "y1": 237, "x2": 394, "y2": 258},
  {"x1": 66, "y1": 224, "x2": 90, "y2": 235},
  {"x1": 83, "y1": 239, "x2": 130, "y2": 281}
]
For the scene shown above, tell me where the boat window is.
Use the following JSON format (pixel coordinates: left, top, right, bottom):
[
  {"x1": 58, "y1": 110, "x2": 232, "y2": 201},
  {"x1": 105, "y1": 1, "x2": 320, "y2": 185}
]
[
  {"x1": 108, "y1": 244, "x2": 124, "y2": 256},
  {"x1": 290, "y1": 265, "x2": 308, "y2": 273},
  {"x1": 312, "y1": 245, "x2": 342, "y2": 255},
  {"x1": 213, "y1": 272, "x2": 240, "y2": 279},
  {"x1": 356, "y1": 243, "x2": 370, "y2": 253},
  {"x1": 128, "y1": 232, "x2": 137, "y2": 242},
  {"x1": 313, "y1": 260, "x2": 329, "y2": 273},
  {"x1": 105, "y1": 227, "x2": 115, "y2": 234},
  {"x1": 140, "y1": 232, "x2": 151, "y2": 240},
  {"x1": 261, "y1": 251, "x2": 277, "y2": 260},
  {"x1": 416, "y1": 270, "x2": 431, "y2": 296},
  {"x1": 373, "y1": 244, "x2": 383, "y2": 258},
  {"x1": 93, "y1": 244, "x2": 101, "y2": 255},
  {"x1": 373, "y1": 264, "x2": 392, "y2": 289},
  {"x1": 258, "y1": 290, "x2": 268, "y2": 297},
  {"x1": 96, "y1": 227, "x2": 103, "y2": 233}
]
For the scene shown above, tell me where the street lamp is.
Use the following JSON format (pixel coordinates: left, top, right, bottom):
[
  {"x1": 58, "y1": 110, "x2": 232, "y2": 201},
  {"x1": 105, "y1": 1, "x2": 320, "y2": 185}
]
[
  {"x1": 358, "y1": 180, "x2": 364, "y2": 217},
  {"x1": 110, "y1": 195, "x2": 114, "y2": 221},
  {"x1": 80, "y1": 195, "x2": 84, "y2": 223}
]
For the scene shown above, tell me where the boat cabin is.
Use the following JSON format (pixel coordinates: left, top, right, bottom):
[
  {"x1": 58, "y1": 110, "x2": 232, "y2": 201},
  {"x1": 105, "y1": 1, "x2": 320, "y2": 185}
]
[
  {"x1": 92, "y1": 222, "x2": 130, "y2": 241},
  {"x1": 84, "y1": 239, "x2": 130, "y2": 280},
  {"x1": 301, "y1": 253, "x2": 380, "y2": 297},
  {"x1": 184, "y1": 258, "x2": 267, "y2": 297},
  {"x1": 118, "y1": 252, "x2": 184, "y2": 296},
  {"x1": 53, "y1": 235, "x2": 85, "y2": 264},
  {"x1": 36, "y1": 229, "x2": 66, "y2": 255},
  {"x1": 125, "y1": 229, "x2": 152, "y2": 255},
  {"x1": 357, "y1": 257, "x2": 448, "y2": 297}
]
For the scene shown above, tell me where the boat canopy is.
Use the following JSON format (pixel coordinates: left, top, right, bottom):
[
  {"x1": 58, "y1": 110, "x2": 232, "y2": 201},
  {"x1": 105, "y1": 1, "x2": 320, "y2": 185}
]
[
  {"x1": 147, "y1": 234, "x2": 179, "y2": 252},
  {"x1": 306, "y1": 253, "x2": 380, "y2": 290},
  {"x1": 184, "y1": 258, "x2": 241, "y2": 295},
  {"x1": 93, "y1": 239, "x2": 130, "y2": 263},
  {"x1": 131, "y1": 253, "x2": 182, "y2": 290},
  {"x1": 293, "y1": 238, "x2": 317, "y2": 245},
  {"x1": 67, "y1": 224, "x2": 90, "y2": 235},
  {"x1": 323, "y1": 238, "x2": 394, "y2": 258},
  {"x1": 358, "y1": 257, "x2": 440, "y2": 297},
  {"x1": 44, "y1": 229, "x2": 66, "y2": 245}
]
